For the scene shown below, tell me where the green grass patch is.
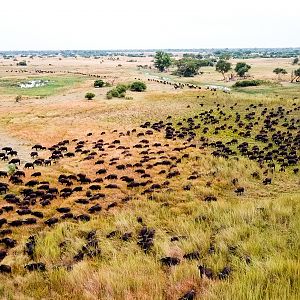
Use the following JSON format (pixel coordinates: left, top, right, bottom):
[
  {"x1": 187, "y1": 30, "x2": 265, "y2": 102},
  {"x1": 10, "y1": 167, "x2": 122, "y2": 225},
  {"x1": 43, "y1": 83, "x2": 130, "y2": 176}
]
[
  {"x1": 233, "y1": 83, "x2": 300, "y2": 99},
  {"x1": 0, "y1": 75, "x2": 86, "y2": 97},
  {"x1": 233, "y1": 79, "x2": 265, "y2": 87}
]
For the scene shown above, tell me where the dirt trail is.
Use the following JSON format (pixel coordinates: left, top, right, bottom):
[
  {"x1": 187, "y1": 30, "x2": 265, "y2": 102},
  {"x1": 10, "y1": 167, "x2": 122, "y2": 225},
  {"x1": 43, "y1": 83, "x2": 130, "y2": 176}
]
[{"x1": 0, "y1": 130, "x2": 32, "y2": 169}]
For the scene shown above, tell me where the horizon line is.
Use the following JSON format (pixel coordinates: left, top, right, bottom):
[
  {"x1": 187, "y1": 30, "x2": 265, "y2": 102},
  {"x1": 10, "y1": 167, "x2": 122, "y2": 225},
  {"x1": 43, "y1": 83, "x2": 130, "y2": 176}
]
[{"x1": 1, "y1": 47, "x2": 300, "y2": 53}]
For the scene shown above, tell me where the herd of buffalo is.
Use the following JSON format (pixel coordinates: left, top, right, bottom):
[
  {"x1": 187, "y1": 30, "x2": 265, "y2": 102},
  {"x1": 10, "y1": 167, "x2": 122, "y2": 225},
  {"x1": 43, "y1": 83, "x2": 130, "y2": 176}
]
[
  {"x1": 5, "y1": 68, "x2": 111, "y2": 79},
  {"x1": 0, "y1": 97, "x2": 299, "y2": 299},
  {"x1": 147, "y1": 78, "x2": 202, "y2": 90}
]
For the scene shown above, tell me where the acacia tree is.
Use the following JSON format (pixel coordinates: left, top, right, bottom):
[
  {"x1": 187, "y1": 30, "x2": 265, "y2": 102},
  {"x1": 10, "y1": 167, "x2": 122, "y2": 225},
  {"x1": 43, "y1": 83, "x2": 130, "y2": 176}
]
[
  {"x1": 291, "y1": 68, "x2": 300, "y2": 82},
  {"x1": 235, "y1": 62, "x2": 251, "y2": 77},
  {"x1": 273, "y1": 68, "x2": 287, "y2": 80},
  {"x1": 216, "y1": 59, "x2": 232, "y2": 80},
  {"x1": 292, "y1": 57, "x2": 299, "y2": 65},
  {"x1": 175, "y1": 58, "x2": 201, "y2": 77},
  {"x1": 154, "y1": 51, "x2": 171, "y2": 72}
]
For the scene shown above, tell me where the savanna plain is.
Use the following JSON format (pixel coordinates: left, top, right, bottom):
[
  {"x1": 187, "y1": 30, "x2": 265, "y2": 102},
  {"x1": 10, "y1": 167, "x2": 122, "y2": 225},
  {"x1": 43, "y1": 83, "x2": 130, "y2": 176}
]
[{"x1": 0, "y1": 53, "x2": 299, "y2": 300}]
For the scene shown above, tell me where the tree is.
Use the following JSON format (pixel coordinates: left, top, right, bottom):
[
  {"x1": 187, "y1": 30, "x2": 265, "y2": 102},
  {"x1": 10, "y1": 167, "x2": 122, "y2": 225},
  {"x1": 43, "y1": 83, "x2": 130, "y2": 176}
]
[
  {"x1": 85, "y1": 92, "x2": 95, "y2": 100},
  {"x1": 292, "y1": 57, "x2": 299, "y2": 65},
  {"x1": 216, "y1": 60, "x2": 232, "y2": 80},
  {"x1": 183, "y1": 53, "x2": 203, "y2": 59},
  {"x1": 219, "y1": 53, "x2": 231, "y2": 60},
  {"x1": 94, "y1": 80, "x2": 105, "y2": 88},
  {"x1": 130, "y1": 81, "x2": 147, "y2": 92},
  {"x1": 291, "y1": 68, "x2": 300, "y2": 83},
  {"x1": 273, "y1": 68, "x2": 287, "y2": 80},
  {"x1": 154, "y1": 51, "x2": 171, "y2": 72},
  {"x1": 235, "y1": 62, "x2": 251, "y2": 77},
  {"x1": 175, "y1": 58, "x2": 201, "y2": 77}
]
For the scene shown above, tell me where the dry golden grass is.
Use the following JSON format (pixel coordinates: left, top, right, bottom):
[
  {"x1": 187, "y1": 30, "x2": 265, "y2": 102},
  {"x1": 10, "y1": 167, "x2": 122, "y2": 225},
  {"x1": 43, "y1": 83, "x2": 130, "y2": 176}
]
[{"x1": 0, "y1": 56, "x2": 299, "y2": 299}]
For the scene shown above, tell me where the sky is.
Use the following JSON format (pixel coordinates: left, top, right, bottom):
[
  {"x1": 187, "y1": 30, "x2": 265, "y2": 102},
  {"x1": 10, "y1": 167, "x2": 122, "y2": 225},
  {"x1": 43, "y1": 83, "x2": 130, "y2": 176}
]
[{"x1": 1, "y1": 0, "x2": 299, "y2": 50}]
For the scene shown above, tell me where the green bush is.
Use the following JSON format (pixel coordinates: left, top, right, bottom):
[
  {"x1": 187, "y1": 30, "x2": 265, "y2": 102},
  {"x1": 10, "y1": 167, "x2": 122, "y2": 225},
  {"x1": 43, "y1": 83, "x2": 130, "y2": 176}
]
[
  {"x1": 116, "y1": 84, "x2": 128, "y2": 94},
  {"x1": 94, "y1": 80, "x2": 105, "y2": 88},
  {"x1": 8, "y1": 164, "x2": 17, "y2": 175},
  {"x1": 111, "y1": 89, "x2": 120, "y2": 97},
  {"x1": 106, "y1": 92, "x2": 113, "y2": 99},
  {"x1": 106, "y1": 88, "x2": 125, "y2": 99},
  {"x1": 85, "y1": 92, "x2": 95, "y2": 100},
  {"x1": 106, "y1": 83, "x2": 131, "y2": 99},
  {"x1": 233, "y1": 80, "x2": 264, "y2": 87},
  {"x1": 17, "y1": 61, "x2": 27, "y2": 66},
  {"x1": 130, "y1": 81, "x2": 147, "y2": 92}
]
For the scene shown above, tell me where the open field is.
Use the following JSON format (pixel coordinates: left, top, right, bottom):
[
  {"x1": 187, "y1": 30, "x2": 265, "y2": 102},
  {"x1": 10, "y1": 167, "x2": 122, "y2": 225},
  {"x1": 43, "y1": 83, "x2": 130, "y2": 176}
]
[
  {"x1": 0, "y1": 75, "x2": 86, "y2": 98},
  {"x1": 0, "y1": 54, "x2": 299, "y2": 300}
]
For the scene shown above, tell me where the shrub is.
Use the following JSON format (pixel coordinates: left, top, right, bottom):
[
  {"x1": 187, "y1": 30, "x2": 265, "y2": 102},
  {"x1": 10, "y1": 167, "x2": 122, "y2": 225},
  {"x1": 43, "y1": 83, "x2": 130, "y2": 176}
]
[
  {"x1": 111, "y1": 89, "x2": 120, "y2": 97},
  {"x1": 130, "y1": 81, "x2": 147, "y2": 92},
  {"x1": 8, "y1": 164, "x2": 17, "y2": 175},
  {"x1": 106, "y1": 92, "x2": 113, "y2": 99},
  {"x1": 233, "y1": 80, "x2": 264, "y2": 87},
  {"x1": 273, "y1": 68, "x2": 287, "y2": 80},
  {"x1": 17, "y1": 61, "x2": 27, "y2": 66},
  {"x1": 106, "y1": 84, "x2": 130, "y2": 99},
  {"x1": 94, "y1": 80, "x2": 105, "y2": 88},
  {"x1": 106, "y1": 88, "x2": 124, "y2": 99},
  {"x1": 292, "y1": 57, "x2": 299, "y2": 65},
  {"x1": 116, "y1": 84, "x2": 128, "y2": 94},
  {"x1": 85, "y1": 92, "x2": 95, "y2": 100},
  {"x1": 294, "y1": 68, "x2": 300, "y2": 77},
  {"x1": 15, "y1": 95, "x2": 22, "y2": 102},
  {"x1": 273, "y1": 68, "x2": 287, "y2": 75},
  {"x1": 291, "y1": 68, "x2": 300, "y2": 82}
]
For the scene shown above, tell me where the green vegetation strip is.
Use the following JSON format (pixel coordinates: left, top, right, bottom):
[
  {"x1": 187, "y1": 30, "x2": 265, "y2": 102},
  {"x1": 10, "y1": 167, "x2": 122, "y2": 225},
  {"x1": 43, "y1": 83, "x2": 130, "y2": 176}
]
[{"x1": 0, "y1": 75, "x2": 86, "y2": 97}]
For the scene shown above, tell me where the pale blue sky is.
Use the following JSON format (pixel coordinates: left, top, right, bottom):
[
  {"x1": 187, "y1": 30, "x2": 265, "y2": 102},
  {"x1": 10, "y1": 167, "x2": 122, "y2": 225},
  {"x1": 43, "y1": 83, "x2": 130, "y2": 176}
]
[{"x1": 1, "y1": 0, "x2": 299, "y2": 50}]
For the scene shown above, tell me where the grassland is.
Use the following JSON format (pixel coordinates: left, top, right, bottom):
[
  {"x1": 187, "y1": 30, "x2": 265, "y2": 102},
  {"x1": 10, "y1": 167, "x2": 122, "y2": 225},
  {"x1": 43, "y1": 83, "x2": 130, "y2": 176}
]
[
  {"x1": 0, "y1": 75, "x2": 86, "y2": 98},
  {"x1": 233, "y1": 83, "x2": 300, "y2": 99},
  {"x1": 0, "y1": 55, "x2": 299, "y2": 300}
]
